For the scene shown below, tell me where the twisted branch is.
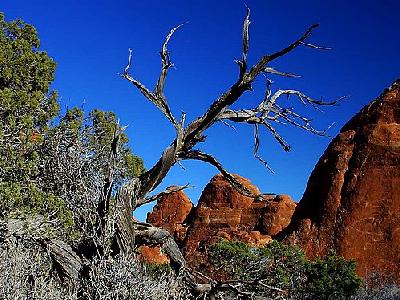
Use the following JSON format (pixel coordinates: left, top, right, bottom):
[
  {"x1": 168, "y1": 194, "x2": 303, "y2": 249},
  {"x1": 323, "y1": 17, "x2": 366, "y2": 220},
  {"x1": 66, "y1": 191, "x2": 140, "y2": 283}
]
[
  {"x1": 123, "y1": 24, "x2": 185, "y2": 127},
  {"x1": 134, "y1": 184, "x2": 192, "y2": 209},
  {"x1": 116, "y1": 8, "x2": 340, "y2": 271}
]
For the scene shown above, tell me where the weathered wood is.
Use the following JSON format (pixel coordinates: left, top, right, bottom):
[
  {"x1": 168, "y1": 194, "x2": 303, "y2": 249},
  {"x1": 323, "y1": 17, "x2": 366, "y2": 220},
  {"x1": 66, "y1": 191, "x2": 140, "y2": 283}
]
[
  {"x1": 47, "y1": 239, "x2": 82, "y2": 282},
  {"x1": 5, "y1": 216, "x2": 82, "y2": 283}
]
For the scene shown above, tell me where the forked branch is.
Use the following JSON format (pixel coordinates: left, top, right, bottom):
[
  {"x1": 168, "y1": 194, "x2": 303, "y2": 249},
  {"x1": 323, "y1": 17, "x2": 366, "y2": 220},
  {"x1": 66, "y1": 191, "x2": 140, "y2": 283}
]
[
  {"x1": 246, "y1": 23, "x2": 319, "y2": 81},
  {"x1": 235, "y1": 6, "x2": 251, "y2": 78},
  {"x1": 123, "y1": 24, "x2": 185, "y2": 128},
  {"x1": 134, "y1": 184, "x2": 192, "y2": 209}
]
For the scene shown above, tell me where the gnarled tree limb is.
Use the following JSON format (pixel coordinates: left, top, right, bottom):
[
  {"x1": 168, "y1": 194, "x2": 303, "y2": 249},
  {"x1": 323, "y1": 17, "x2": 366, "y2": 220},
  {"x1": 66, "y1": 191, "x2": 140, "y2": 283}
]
[
  {"x1": 115, "y1": 8, "x2": 339, "y2": 274},
  {"x1": 123, "y1": 22, "x2": 183, "y2": 129}
]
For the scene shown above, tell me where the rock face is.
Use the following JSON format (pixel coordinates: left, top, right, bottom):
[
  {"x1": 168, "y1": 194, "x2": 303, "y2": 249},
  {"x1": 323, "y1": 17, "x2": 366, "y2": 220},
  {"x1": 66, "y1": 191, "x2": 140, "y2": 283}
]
[
  {"x1": 182, "y1": 174, "x2": 296, "y2": 270},
  {"x1": 282, "y1": 80, "x2": 400, "y2": 283},
  {"x1": 261, "y1": 195, "x2": 297, "y2": 236},
  {"x1": 147, "y1": 188, "x2": 193, "y2": 244}
]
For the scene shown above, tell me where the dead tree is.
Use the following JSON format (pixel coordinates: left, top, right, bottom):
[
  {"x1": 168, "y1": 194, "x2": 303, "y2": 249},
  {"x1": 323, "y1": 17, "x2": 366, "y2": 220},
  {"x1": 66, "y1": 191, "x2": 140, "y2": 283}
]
[{"x1": 113, "y1": 8, "x2": 340, "y2": 275}]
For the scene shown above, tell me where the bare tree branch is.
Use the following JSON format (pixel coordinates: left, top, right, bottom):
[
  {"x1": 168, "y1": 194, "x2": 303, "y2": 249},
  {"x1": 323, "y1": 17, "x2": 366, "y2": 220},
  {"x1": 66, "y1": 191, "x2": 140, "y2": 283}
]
[
  {"x1": 235, "y1": 6, "x2": 251, "y2": 78},
  {"x1": 123, "y1": 22, "x2": 184, "y2": 128},
  {"x1": 264, "y1": 67, "x2": 301, "y2": 78},
  {"x1": 253, "y1": 123, "x2": 275, "y2": 173},
  {"x1": 300, "y1": 41, "x2": 332, "y2": 50},
  {"x1": 262, "y1": 121, "x2": 291, "y2": 151},
  {"x1": 115, "y1": 178, "x2": 140, "y2": 255},
  {"x1": 268, "y1": 89, "x2": 342, "y2": 107},
  {"x1": 154, "y1": 24, "x2": 185, "y2": 127},
  {"x1": 96, "y1": 120, "x2": 120, "y2": 240},
  {"x1": 123, "y1": 49, "x2": 158, "y2": 108},
  {"x1": 137, "y1": 142, "x2": 179, "y2": 198},
  {"x1": 133, "y1": 221, "x2": 186, "y2": 271},
  {"x1": 246, "y1": 24, "x2": 319, "y2": 81}
]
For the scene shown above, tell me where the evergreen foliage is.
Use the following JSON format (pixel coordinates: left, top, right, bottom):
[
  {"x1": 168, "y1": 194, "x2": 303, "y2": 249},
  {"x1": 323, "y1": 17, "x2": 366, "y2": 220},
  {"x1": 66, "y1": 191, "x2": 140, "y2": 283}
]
[
  {"x1": 0, "y1": 12, "x2": 59, "y2": 218},
  {"x1": 209, "y1": 239, "x2": 362, "y2": 299},
  {"x1": 306, "y1": 251, "x2": 362, "y2": 299},
  {"x1": 0, "y1": 13, "x2": 144, "y2": 240}
]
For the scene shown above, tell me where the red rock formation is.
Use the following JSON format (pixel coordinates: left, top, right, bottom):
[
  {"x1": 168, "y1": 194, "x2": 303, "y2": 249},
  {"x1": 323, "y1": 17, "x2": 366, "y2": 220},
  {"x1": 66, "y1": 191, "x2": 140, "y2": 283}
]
[
  {"x1": 261, "y1": 195, "x2": 297, "y2": 236},
  {"x1": 182, "y1": 174, "x2": 295, "y2": 270},
  {"x1": 143, "y1": 174, "x2": 296, "y2": 273},
  {"x1": 147, "y1": 188, "x2": 193, "y2": 243},
  {"x1": 282, "y1": 80, "x2": 400, "y2": 283},
  {"x1": 196, "y1": 174, "x2": 258, "y2": 209}
]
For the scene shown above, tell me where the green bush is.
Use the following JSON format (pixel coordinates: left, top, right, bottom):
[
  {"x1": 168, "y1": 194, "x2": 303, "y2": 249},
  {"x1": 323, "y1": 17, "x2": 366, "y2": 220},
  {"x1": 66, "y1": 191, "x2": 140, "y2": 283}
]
[
  {"x1": 208, "y1": 239, "x2": 258, "y2": 280},
  {"x1": 208, "y1": 239, "x2": 362, "y2": 299},
  {"x1": 144, "y1": 262, "x2": 173, "y2": 277},
  {"x1": 306, "y1": 251, "x2": 362, "y2": 299},
  {"x1": 0, "y1": 13, "x2": 145, "y2": 242}
]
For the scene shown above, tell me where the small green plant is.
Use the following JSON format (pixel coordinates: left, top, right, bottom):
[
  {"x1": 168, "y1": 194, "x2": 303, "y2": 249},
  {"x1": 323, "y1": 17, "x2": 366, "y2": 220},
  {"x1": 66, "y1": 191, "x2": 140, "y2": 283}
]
[{"x1": 208, "y1": 239, "x2": 257, "y2": 280}]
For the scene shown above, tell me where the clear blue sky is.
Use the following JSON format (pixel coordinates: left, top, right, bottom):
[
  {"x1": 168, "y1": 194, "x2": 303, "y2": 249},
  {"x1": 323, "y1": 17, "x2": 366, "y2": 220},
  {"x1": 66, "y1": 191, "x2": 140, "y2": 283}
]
[{"x1": 2, "y1": 0, "x2": 399, "y2": 220}]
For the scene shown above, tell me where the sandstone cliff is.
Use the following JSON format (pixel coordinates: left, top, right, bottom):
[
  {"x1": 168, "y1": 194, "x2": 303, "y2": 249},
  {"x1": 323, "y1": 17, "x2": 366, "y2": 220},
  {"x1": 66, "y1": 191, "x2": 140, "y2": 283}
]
[
  {"x1": 282, "y1": 80, "x2": 400, "y2": 283},
  {"x1": 183, "y1": 175, "x2": 295, "y2": 260}
]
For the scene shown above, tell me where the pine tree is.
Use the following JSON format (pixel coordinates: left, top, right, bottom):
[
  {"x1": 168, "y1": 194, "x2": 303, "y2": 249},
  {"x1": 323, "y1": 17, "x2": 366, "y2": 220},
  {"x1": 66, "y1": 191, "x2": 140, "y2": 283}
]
[{"x1": 0, "y1": 13, "x2": 59, "y2": 217}]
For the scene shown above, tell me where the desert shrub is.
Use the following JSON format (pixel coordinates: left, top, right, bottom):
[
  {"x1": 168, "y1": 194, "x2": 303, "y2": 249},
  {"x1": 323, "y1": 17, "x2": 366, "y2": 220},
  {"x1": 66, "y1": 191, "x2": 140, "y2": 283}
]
[
  {"x1": 80, "y1": 255, "x2": 191, "y2": 300},
  {"x1": 208, "y1": 239, "x2": 258, "y2": 279},
  {"x1": 0, "y1": 234, "x2": 191, "y2": 300},
  {"x1": 350, "y1": 273, "x2": 400, "y2": 300},
  {"x1": 0, "y1": 234, "x2": 75, "y2": 300},
  {"x1": 209, "y1": 239, "x2": 362, "y2": 299},
  {"x1": 351, "y1": 284, "x2": 400, "y2": 300},
  {"x1": 306, "y1": 251, "x2": 362, "y2": 299},
  {"x1": 209, "y1": 239, "x2": 308, "y2": 298}
]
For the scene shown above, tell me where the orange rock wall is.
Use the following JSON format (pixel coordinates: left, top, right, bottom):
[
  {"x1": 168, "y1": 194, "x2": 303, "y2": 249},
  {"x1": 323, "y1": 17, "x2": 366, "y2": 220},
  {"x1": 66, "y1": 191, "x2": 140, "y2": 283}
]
[{"x1": 282, "y1": 80, "x2": 400, "y2": 283}]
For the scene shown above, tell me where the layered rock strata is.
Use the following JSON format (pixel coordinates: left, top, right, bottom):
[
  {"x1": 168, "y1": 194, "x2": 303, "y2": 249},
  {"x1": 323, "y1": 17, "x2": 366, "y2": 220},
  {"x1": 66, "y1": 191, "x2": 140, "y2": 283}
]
[{"x1": 144, "y1": 174, "x2": 296, "y2": 271}]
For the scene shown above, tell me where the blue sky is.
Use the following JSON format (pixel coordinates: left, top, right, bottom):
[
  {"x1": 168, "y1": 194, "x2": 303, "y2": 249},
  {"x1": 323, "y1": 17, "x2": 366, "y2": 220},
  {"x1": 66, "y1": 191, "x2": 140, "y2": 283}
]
[{"x1": 2, "y1": 0, "x2": 399, "y2": 220}]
